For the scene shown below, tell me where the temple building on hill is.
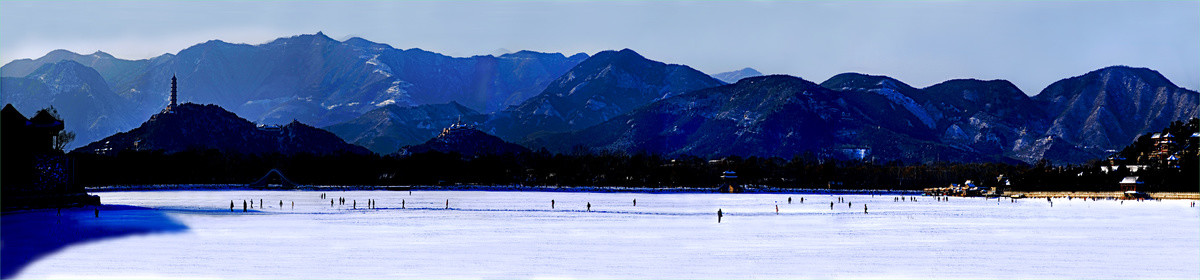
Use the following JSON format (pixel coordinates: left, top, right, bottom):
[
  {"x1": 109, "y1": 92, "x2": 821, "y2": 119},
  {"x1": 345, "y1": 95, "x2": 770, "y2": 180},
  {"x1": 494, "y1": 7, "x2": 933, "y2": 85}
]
[
  {"x1": 1, "y1": 104, "x2": 100, "y2": 210},
  {"x1": 1149, "y1": 133, "x2": 1176, "y2": 161},
  {"x1": 439, "y1": 120, "x2": 475, "y2": 137}
]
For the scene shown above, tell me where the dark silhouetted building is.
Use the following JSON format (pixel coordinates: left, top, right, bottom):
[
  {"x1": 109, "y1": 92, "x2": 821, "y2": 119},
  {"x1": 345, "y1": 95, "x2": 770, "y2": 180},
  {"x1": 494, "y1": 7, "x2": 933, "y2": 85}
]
[{"x1": 2, "y1": 104, "x2": 100, "y2": 210}]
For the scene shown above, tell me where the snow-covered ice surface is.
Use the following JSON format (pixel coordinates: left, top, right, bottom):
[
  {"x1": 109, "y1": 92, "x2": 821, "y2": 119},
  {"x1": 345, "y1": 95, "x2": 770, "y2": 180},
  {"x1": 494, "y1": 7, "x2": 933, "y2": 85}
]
[{"x1": 9, "y1": 191, "x2": 1199, "y2": 279}]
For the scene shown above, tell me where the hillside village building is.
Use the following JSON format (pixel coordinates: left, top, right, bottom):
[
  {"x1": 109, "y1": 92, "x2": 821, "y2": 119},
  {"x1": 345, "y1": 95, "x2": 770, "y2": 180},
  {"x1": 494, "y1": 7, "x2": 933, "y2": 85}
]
[{"x1": 1101, "y1": 130, "x2": 1197, "y2": 173}]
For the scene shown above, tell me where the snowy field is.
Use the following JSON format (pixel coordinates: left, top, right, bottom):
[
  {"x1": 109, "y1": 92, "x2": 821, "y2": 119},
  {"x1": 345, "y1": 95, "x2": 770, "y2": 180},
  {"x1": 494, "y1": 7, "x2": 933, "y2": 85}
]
[{"x1": 6, "y1": 190, "x2": 1199, "y2": 279}]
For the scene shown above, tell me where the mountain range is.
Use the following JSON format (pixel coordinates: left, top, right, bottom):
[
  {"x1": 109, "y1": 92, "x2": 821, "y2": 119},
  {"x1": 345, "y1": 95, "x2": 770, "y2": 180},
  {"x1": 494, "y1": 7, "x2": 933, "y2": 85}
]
[
  {"x1": 4, "y1": 33, "x2": 1196, "y2": 164},
  {"x1": 529, "y1": 75, "x2": 994, "y2": 162},
  {"x1": 523, "y1": 65, "x2": 1194, "y2": 164},
  {"x1": 2, "y1": 32, "x2": 585, "y2": 149}
]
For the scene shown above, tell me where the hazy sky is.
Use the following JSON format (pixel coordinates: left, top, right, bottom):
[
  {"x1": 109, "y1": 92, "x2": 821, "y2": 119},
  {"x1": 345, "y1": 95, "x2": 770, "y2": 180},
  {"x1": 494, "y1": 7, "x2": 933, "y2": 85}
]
[{"x1": 2, "y1": 1, "x2": 1196, "y2": 95}]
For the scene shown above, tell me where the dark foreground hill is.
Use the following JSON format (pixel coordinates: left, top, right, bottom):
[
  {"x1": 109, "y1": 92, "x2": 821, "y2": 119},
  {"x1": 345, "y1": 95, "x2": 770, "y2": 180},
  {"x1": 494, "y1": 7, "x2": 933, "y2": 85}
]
[
  {"x1": 398, "y1": 125, "x2": 530, "y2": 158},
  {"x1": 324, "y1": 102, "x2": 486, "y2": 154},
  {"x1": 72, "y1": 103, "x2": 370, "y2": 156}
]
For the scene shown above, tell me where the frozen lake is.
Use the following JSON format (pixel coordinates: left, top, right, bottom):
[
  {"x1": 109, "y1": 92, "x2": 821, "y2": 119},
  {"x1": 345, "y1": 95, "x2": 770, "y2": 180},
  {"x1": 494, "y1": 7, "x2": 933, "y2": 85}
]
[{"x1": 6, "y1": 190, "x2": 1199, "y2": 279}]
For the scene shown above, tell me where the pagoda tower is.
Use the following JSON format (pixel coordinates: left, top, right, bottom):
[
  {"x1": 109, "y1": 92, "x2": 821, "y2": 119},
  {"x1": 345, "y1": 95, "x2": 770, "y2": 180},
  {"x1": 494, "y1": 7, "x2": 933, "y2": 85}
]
[{"x1": 168, "y1": 74, "x2": 178, "y2": 109}]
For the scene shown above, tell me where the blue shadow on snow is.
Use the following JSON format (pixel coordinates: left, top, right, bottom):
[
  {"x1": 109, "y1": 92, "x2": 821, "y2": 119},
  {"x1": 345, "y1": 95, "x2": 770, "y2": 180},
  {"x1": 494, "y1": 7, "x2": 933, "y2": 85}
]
[{"x1": 1, "y1": 205, "x2": 188, "y2": 279}]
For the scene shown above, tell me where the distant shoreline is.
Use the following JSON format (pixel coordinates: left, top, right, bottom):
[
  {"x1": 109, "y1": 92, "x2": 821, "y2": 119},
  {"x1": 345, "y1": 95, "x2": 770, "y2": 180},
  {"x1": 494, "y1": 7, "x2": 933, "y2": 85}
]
[
  {"x1": 82, "y1": 185, "x2": 1200, "y2": 199},
  {"x1": 84, "y1": 184, "x2": 922, "y2": 195},
  {"x1": 1005, "y1": 191, "x2": 1199, "y2": 200}
]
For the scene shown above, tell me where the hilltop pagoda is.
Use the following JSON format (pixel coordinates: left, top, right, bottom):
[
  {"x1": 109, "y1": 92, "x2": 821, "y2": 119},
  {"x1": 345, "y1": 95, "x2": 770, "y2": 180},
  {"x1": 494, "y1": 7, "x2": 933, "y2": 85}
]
[{"x1": 166, "y1": 74, "x2": 178, "y2": 111}]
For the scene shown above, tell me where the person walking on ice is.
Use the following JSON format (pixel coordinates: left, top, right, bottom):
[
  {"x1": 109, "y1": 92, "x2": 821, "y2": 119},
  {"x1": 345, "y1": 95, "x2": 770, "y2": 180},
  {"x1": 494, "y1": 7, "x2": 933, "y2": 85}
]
[
  {"x1": 587, "y1": 202, "x2": 591, "y2": 212},
  {"x1": 230, "y1": 200, "x2": 234, "y2": 212},
  {"x1": 551, "y1": 200, "x2": 555, "y2": 209},
  {"x1": 244, "y1": 200, "x2": 247, "y2": 212},
  {"x1": 718, "y1": 209, "x2": 723, "y2": 223}
]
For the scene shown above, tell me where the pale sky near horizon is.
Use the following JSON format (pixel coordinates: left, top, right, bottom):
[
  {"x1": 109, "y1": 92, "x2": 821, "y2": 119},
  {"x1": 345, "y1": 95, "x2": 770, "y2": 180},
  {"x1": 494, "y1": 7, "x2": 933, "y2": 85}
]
[{"x1": 1, "y1": 1, "x2": 1196, "y2": 95}]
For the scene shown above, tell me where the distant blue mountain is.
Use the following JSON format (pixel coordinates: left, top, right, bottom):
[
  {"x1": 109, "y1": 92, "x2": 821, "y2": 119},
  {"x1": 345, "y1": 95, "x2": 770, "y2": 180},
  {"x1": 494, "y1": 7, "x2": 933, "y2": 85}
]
[
  {"x1": 2, "y1": 60, "x2": 136, "y2": 148},
  {"x1": 485, "y1": 49, "x2": 726, "y2": 141},
  {"x1": 712, "y1": 67, "x2": 763, "y2": 84}
]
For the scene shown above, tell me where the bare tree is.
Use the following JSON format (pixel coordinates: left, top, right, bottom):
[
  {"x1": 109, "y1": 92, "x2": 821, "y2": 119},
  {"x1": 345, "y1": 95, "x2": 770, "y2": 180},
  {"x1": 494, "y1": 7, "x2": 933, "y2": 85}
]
[
  {"x1": 36, "y1": 106, "x2": 74, "y2": 151},
  {"x1": 54, "y1": 130, "x2": 75, "y2": 151}
]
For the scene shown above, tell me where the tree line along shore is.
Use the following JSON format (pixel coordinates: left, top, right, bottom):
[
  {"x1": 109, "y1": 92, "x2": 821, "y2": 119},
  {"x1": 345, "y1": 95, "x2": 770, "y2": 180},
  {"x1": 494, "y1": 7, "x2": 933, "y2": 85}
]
[
  {"x1": 1007, "y1": 191, "x2": 1199, "y2": 200},
  {"x1": 68, "y1": 148, "x2": 1196, "y2": 194}
]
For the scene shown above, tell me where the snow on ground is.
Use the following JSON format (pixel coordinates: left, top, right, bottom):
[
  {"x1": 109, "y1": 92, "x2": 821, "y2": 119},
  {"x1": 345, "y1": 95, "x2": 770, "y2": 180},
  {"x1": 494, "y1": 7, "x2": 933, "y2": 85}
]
[{"x1": 8, "y1": 191, "x2": 1199, "y2": 279}]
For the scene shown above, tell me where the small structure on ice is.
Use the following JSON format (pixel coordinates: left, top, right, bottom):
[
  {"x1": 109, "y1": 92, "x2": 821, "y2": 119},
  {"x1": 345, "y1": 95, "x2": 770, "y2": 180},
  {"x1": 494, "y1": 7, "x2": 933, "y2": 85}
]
[{"x1": 717, "y1": 170, "x2": 744, "y2": 193}]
